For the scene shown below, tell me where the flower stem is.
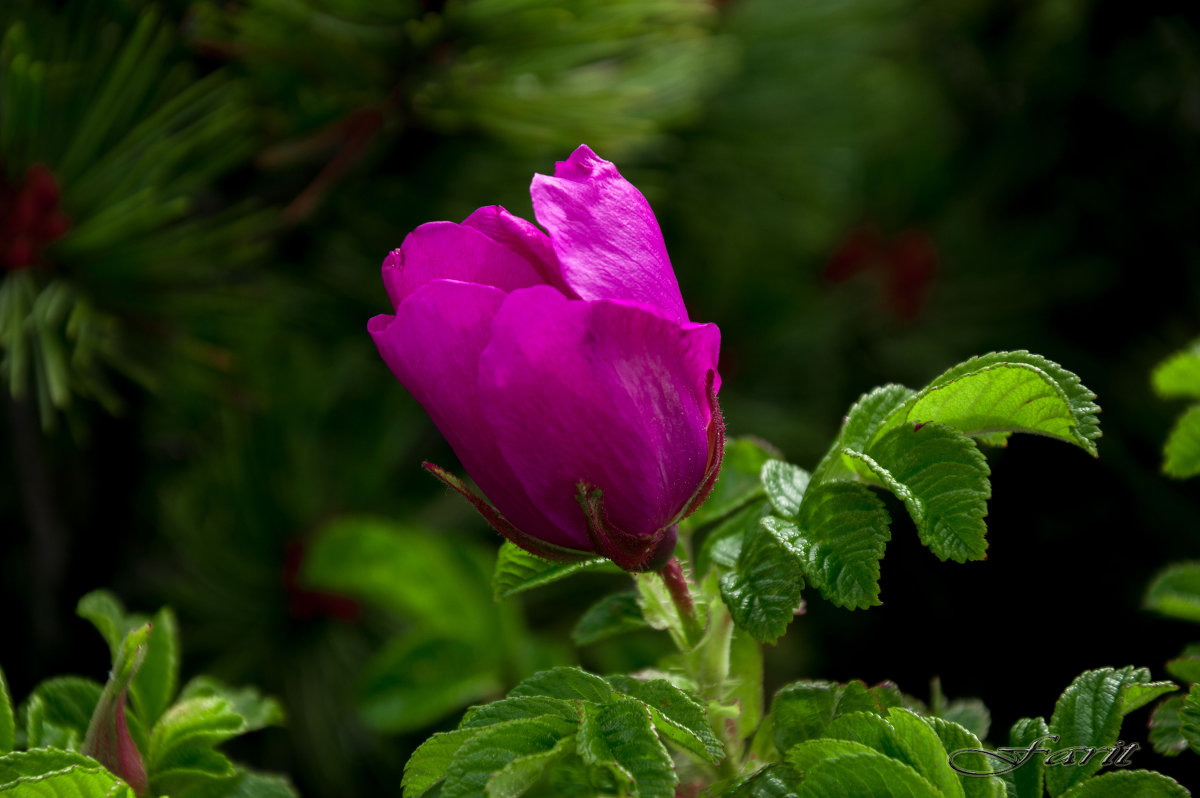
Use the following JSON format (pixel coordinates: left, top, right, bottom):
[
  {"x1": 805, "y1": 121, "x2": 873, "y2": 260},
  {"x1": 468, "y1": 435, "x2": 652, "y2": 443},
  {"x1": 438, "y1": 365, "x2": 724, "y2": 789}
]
[{"x1": 657, "y1": 556, "x2": 703, "y2": 644}]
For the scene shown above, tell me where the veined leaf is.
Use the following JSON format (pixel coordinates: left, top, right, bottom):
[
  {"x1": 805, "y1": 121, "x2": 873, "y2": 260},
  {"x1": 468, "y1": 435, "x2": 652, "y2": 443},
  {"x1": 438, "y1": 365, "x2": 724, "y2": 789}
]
[
  {"x1": 485, "y1": 734, "x2": 575, "y2": 798},
  {"x1": 845, "y1": 423, "x2": 991, "y2": 563},
  {"x1": 1058, "y1": 769, "x2": 1190, "y2": 798},
  {"x1": 177, "y1": 677, "x2": 284, "y2": 733},
  {"x1": 508, "y1": 667, "x2": 613, "y2": 705},
  {"x1": 492, "y1": 541, "x2": 610, "y2": 602},
  {"x1": 461, "y1": 697, "x2": 579, "y2": 730},
  {"x1": 1121, "y1": 681, "x2": 1177, "y2": 714},
  {"x1": 403, "y1": 728, "x2": 478, "y2": 798},
  {"x1": 146, "y1": 697, "x2": 243, "y2": 793},
  {"x1": 572, "y1": 592, "x2": 650, "y2": 646},
  {"x1": 921, "y1": 716, "x2": 1005, "y2": 798},
  {"x1": 1005, "y1": 716, "x2": 1050, "y2": 798},
  {"x1": 21, "y1": 678, "x2": 102, "y2": 750},
  {"x1": 577, "y1": 699, "x2": 676, "y2": 798},
  {"x1": 719, "y1": 516, "x2": 804, "y2": 644},
  {"x1": 771, "y1": 680, "x2": 897, "y2": 753},
  {"x1": 761, "y1": 460, "x2": 811, "y2": 519},
  {"x1": 724, "y1": 764, "x2": 803, "y2": 798},
  {"x1": 1149, "y1": 695, "x2": 1187, "y2": 756},
  {"x1": 793, "y1": 481, "x2": 891, "y2": 609},
  {"x1": 607, "y1": 676, "x2": 723, "y2": 764},
  {"x1": 1163, "y1": 405, "x2": 1200, "y2": 478},
  {"x1": 0, "y1": 669, "x2": 12, "y2": 754},
  {"x1": 838, "y1": 384, "x2": 917, "y2": 455},
  {"x1": 1045, "y1": 667, "x2": 1156, "y2": 796},
  {"x1": 1153, "y1": 340, "x2": 1200, "y2": 399},
  {"x1": 1144, "y1": 563, "x2": 1200, "y2": 623},
  {"x1": 0, "y1": 749, "x2": 135, "y2": 796},
  {"x1": 1181, "y1": 684, "x2": 1200, "y2": 755},
  {"x1": 440, "y1": 716, "x2": 578, "y2": 798},
  {"x1": 794, "y1": 749, "x2": 942, "y2": 798}
]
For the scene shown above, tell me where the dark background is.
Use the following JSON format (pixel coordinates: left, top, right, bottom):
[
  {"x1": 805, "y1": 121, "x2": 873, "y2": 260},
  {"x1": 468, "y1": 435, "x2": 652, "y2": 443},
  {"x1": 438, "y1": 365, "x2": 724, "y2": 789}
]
[{"x1": 3, "y1": 0, "x2": 1200, "y2": 794}]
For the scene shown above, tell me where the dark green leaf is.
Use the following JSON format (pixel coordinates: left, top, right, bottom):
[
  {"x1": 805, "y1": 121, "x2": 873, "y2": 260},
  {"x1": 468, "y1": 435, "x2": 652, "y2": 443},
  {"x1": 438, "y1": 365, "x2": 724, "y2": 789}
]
[
  {"x1": 794, "y1": 481, "x2": 891, "y2": 609},
  {"x1": 492, "y1": 541, "x2": 610, "y2": 602},
  {"x1": 719, "y1": 516, "x2": 804, "y2": 644},
  {"x1": 771, "y1": 680, "x2": 893, "y2": 753},
  {"x1": 356, "y1": 635, "x2": 503, "y2": 734},
  {"x1": 1045, "y1": 667, "x2": 1154, "y2": 796},
  {"x1": 1181, "y1": 684, "x2": 1200, "y2": 754},
  {"x1": 607, "y1": 676, "x2": 723, "y2": 764},
  {"x1": 697, "y1": 500, "x2": 769, "y2": 577},
  {"x1": 484, "y1": 735, "x2": 574, "y2": 798},
  {"x1": 1163, "y1": 405, "x2": 1200, "y2": 478},
  {"x1": 508, "y1": 667, "x2": 613, "y2": 705},
  {"x1": 1165, "y1": 644, "x2": 1200, "y2": 684},
  {"x1": 688, "y1": 437, "x2": 778, "y2": 525},
  {"x1": 723, "y1": 764, "x2": 804, "y2": 798},
  {"x1": 403, "y1": 728, "x2": 478, "y2": 798},
  {"x1": 937, "y1": 699, "x2": 991, "y2": 742},
  {"x1": 761, "y1": 460, "x2": 810, "y2": 519},
  {"x1": 572, "y1": 593, "x2": 650, "y2": 646},
  {"x1": 1057, "y1": 769, "x2": 1189, "y2": 798},
  {"x1": 21, "y1": 678, "x2": 102, "y2": 750},
  {"x1": 576, "y1": 699, "x2": 676, "y2": 798},
  {"x1": 905, "y1": 351, "x2": 1101, "y2": 455},
  {"x1": 1145, "y1": 563, "x2": 1200, "y2": 623},
  {"x1": 1153, "y1": 340, "x2": 1200, "y2": 400},
  {"x1": 0, "y1": 669, "x2": 13, "y2": 755},
  {"x1": 1149, "y1": 695, "x2": 1187, "y2": 756},
  {"x1": 1005, "y1": 716, "x2": 1050, "y2": 798},
  {"x1": 846, "y1": 423, "x2": 991, "y2": 563},
  {"x1": 440, "y1": 716, "x2": 577, "y2": 798},
  {"x1": 0, "y1": 748, "x2": 135, "y2": 796}
]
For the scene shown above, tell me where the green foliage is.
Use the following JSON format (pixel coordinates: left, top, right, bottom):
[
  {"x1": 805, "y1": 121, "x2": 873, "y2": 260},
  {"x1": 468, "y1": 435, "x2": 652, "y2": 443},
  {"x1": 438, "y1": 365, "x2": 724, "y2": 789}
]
[
  {"x1": 0, "y1": 671, "x2": 11, "y2": 755},
  {"x1": 404, "y1": 666, "x2": 720, "y2": 798},
  {"x1": 1145, "y1": 562, "x2": 1200, "y2": 623},
  {"x1": 718, "y1": 514, "x2": 804, "y2": 645},
  {"x1": 1057, "y1": 770, "x2": 1189, "y2": 798},
  {"x1": 1152, "y1": 338, "x2": 1200, "y2": 477},
  {"x1": 492, "y1": 541, "x2": 611, "y2": 602},
  {"x1": 20, "y1": 679, "x2": 101, "y2": 751},
  {"x1": 572, "y1": 593, "x2": 650, "y2": 646},
  {"x1": 0, "y1": 749, "x2": 136, "y2": 797}
]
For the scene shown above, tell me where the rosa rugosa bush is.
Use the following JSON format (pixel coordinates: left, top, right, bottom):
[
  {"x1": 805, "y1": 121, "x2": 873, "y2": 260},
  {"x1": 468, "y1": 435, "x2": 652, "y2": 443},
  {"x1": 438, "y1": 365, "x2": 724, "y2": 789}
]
[{"x1": 369, "y1": 145, "x2": 723, "y2": 571}]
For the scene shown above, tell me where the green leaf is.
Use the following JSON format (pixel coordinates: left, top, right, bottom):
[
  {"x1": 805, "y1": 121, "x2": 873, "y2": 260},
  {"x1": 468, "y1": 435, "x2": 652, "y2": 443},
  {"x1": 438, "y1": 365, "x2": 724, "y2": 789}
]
[
  {"x1": 1153, "y1": 340, "x2": 1200, "y2": 399},
  {"x1": 1165, "y1": 645, "x2": 1200, "y2": 684},
  {"x1": 1163, "y1": 405, "x2": 1200, "y2": 478},
  {"x1": 1181, "y1": 684, "x2": 1200, "y2": 754},
  {"x1": 818, "y1": 710, "x2": 961, "y2": 798},
  {"x1": 838, "y1": 384, "x2": 918, "y2": 455},
  {"x1": 177, "y1": 677, "x2": 284, "y2": 733},
  {"x1": 761, "y1": 460, "x2": 811, "y2": 519},
  {"x1": 440, "y1": 716, "x2": 577, "y2": 798},
  {"x1": 484, "y1": 734, "x2": 574, "y2": 798},
  {"x1": 719, "y1": 516, "x2": 804, "y2": 644},
  {"x1": 1149, "y1": 695, "x2": 1187, "y2": 756},
  {"x1": 785, "y1": 737, "x2": 884, "y2": 771},
  {"x1": 572, "y1": 593, "x2": 650, "y2": 646},
  {"x1": 902, "y1": 351, "x2": 1101, "y2": 455},
  {"x1": 577, "y1": 699, "x2": 676, "y2": 798},
  {"x1": 607, "y1": 676, "x2": 723, "y2": 765},
  {"x1": 21, "y1": 678, "x2": 103, "y2": 750},
  {"x1": 1005, "y1": 716, "x2": 1050, "y2": 798},
  {"x1": 403, "y1": 728, "x2": 478, "y2": 798},
  {"x1": 0, "y1": 670, "x2": 14, "y2": 755},
  {"x1": 0, "y1": 749, "x2": 135, "y2": 796},
  {"x1": 921, "y1": 716, "x2": 1005, "y2": 798},
  {"x1": 635, "y1": 569, "x2": 707, "y2": 651},
  {"x1": 1058, "y1": 770, "x2": 1190, "y2": 798},
  {"x1": 172, "y1": 768, "x2": 300, "y2": 798},
  {"x1": 793, "y1": 481, "x2": 891, "y2": 609},
  {"x1": 461, "y1": 698, "x2": 580, "y2": 730},
  {"x1": 1144, "y1": 563, "x2": 1200, "y2": 623},
  {"x1": 723, "y1": 764, "x2": 803, "y2": 798},
  {"x1": 130, "y1": 606, "x2": 180, "y2": 728},
  {"x1": 492, "y1": 541, "x2": 610, "y2": 602},
  {"x1": 1045, "y1": 667, "x2": 1155, "y2": 796},
  {"x1": 771, "y1": 680, "x2": 895, "y2": 753},
  {"x1": 844, "y1": 423, "x2": 991, "y2": 563},
  {"x1": 76, "y1": 590, "x2": 137, "y2": 661},
  {"x1": 1121, "y1": 682, "x2": 1177, "y2": 714},
  {"x1": 687, "y1": 437, "x2": 777, "y2": 525},
  {"x1": 697, "y1": 500, "x2": 768, "y2": 577},
  {"x1": 729, "y1": 628, "x2": 765, "y2": 741},
  {"x1": 146, "y1": 697, "x2": 244, "y2": 793},
  {"x1": 793, "y1": 750, "x2": 942, "y2": 798},
  {"x1": 356, "y1": 634, "x2": 504, "y2": 734},
  {"x1": 508, "y1": 667, "x2": 614, "y2": 704}
]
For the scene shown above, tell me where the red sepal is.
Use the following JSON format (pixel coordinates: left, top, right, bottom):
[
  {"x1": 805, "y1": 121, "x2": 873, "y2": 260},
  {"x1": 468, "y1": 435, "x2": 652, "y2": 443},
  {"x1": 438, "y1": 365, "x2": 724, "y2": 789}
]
[
  {"x1": 575, "y1": 482, "x2": 678, "y2": 572},
  {"x1": 678, "y1": 369, "x2": 725, "y2": 521}
]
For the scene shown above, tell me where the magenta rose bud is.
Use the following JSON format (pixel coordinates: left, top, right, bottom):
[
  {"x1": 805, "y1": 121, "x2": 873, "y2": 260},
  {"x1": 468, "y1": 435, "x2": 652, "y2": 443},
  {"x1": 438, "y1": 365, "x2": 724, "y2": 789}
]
[{"x1": 369, "y1": 145, "x2": 723, "y2": 571}]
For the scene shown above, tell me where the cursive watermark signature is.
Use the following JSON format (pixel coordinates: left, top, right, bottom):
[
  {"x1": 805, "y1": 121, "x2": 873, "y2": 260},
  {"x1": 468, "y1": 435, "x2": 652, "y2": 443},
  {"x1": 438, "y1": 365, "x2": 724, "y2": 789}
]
[{"x1": 948, "y1": 735, "x2": 1139, "y2": 776}]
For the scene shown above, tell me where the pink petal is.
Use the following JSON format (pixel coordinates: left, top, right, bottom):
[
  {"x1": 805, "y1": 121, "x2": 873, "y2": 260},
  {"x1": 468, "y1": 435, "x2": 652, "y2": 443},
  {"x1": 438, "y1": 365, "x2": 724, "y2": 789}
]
[
  {"x1": 478, "y1": 286, "x2": 720, "y2": 542},
  {"x1": 462, "y1": 205, "x2": 572, "y2": 295},
  {"x1": 382, "y1": 220, "x2": 549, "y2": 309},
  {"x1": 369, "y1": 281, "x2": 579, "y2": 549},
  {"x1": 530, "y1": 145, "x2": 688, "y2": 323}
]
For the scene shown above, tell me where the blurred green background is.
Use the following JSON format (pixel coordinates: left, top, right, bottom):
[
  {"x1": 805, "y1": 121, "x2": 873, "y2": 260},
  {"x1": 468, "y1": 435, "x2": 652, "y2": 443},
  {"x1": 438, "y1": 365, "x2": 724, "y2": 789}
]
[{"x1": 3, "y1": 0, "x2": 1200, "y2": 794}]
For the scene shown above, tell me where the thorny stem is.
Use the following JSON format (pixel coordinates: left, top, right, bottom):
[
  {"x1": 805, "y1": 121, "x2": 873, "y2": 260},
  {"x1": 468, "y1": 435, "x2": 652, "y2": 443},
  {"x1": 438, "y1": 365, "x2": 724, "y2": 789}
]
[{"x1": 657, "y1": 556, "x2": 703, "y2": 644}]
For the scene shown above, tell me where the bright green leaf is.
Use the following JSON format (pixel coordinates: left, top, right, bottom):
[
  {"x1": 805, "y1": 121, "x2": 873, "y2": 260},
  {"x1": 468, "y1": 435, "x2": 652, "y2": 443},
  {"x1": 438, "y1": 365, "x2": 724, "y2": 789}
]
[
  {"x1": 21, "y1": 678, "x2": 102, "y2": 750},
  {"x1": 1058, "y1": 769, "x2": 1190, "y2": 798},
  {"x1": 729, "y1": 628, "x2": 764, "y2": 741},
  {"x1": 838, "y1": 384, "x2": 917, "y2": 455},
  {"x1": 130, "y1": 606, "x2": 180, "y2": 728},
  {"x1": 440, "y1": 716, "x2": 577, "y2": 798},
  {"x1": 1145, "y1": 563, "x2": 1200, "y2": 623},
  {"x1": 76, "y1": 591, "x2": 139, "y2": 661},
  {"x1": 403, "y1": 728, "x2": 478, "y2": 798},
  {"x1": 1121, "y1": 682, "x2": 1177, "y2": 714},
  {"x1": 846, "y1": 423, "x2": 991, "y2": 563},
  {"x1": 485, "y1": 734, "x2": 574, "y2": 798},
  {"x1": 508, "y1": 667, "x2": 613, "y2": 705},
  {"x1": 921, "y1": 716, "x2": 1005, "y2": 798},
  {"x1": 607, "y1": 676, "x2": 723, "y2": 764},
  {"x1": 784, "y1": 737, "x2": 881, "y2": 771},
  {"x1": 761, "y1": 460, "x2": 811, "y2": 519},
  {"x1": 793, "y1": 481, "x2": 891, "y2": 609},
  {"x1": 723, "y1": 764, "x2": 804, "y2": 798},
  {"x1": 795, "y1": 750, "x2": 942, "y2": 798},
  {"x1": 461, "y1": 697, "x2": 579, "y2": 730},
  {"x1": 0, "y1": 748, "x2": 135, "y2": 796},
  {"x1": 719, "y1": 516, "x2": 804, "y2": 644},
  {"x1": 884, "y1": 708, "x2": 964, "y2": 798},
  {"x1": 1163, "y1": 405, "x2": 1200, "y2": 478},
  {"x1": 0, "y1": 670, "x2": 14, "y2": 755},
  {"x1": 635, "y1": 569, "x2": 707, "y2": 651},
  {"x1": 1153, "y1": 340, "x2": 1200, "y2": 400},
  {"x1": 147, "y1": 697, "x2": 244, "y2": 793},
  {"x1": 492, "y1": 541, "x2": 610, "y2": 602},
  {"x1": 177, "y1": 677, "x2": 284, "y2": 733},
  {"x1": 1045, "y1": 667, "x2": 1154, "y2": 796},
  {"x1": 577, "y1": 699, "x2": 676, "y2": 798},
  {"x1": 1166, "y1": 645, "x2": 1200, "y2": 684},
  {"x1": 572, "y1": 593, "x2": 650, "y2": 646}
]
